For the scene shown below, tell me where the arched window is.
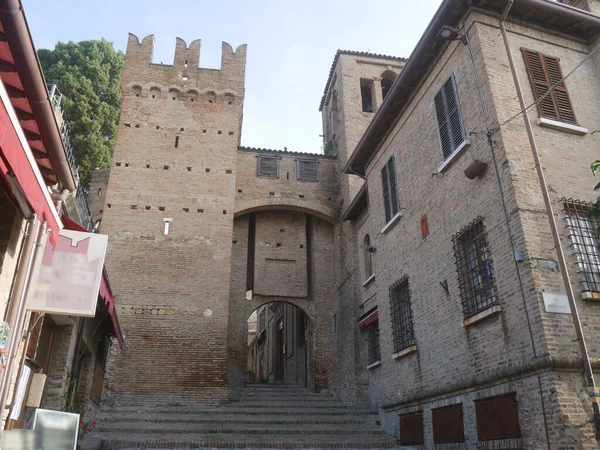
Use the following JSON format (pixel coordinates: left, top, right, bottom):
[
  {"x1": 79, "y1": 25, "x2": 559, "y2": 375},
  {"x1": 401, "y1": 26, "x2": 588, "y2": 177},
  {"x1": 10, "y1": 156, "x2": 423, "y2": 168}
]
[
  {"x1": 132, "y1": 85, "x2": 142, "y2": 97},
  {"x1": 206, "y1": 91, "x2": 216, "y2": 104},
  {"x1": 224, "y1": 93, "x2": 234, "y2": 105},
  {"x1": 363, "y1": 234, "x2": 373, "y2": 279},
  {"x1": 150, "y1": 87, "x2": 161, "y2": 99},
  {"x1": 169, "y1": 88, "x2": 180, "y2": 100},
  {"x1": 381, "y1": 71, "x2": 397, "y2": 100}
]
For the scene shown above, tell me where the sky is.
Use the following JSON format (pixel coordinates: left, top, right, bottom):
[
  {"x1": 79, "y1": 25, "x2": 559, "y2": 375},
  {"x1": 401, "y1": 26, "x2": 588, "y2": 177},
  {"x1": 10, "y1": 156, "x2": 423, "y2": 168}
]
[{"x1": 25, "y1": 0, "x2": 442, "y2": 154}]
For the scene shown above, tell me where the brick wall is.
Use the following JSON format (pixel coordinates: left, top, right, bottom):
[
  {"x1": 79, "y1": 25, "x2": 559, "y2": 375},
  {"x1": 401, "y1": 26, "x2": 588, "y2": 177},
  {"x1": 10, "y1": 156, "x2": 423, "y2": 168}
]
[{"x1": 100, "y1": 34, "x2": 246, "y2": 405}]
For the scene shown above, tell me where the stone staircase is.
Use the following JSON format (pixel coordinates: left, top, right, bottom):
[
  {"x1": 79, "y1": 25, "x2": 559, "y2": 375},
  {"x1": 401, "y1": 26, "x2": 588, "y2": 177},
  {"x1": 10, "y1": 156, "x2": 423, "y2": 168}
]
[{"x1": 87, "y1": 384, "x2": 399, "y2": 449}]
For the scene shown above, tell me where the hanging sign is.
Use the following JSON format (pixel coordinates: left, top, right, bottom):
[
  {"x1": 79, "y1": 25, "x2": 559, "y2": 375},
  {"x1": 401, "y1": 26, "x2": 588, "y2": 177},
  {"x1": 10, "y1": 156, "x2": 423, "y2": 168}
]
[{"x1": 28, "y1": 230, "x2": 108, "y2": 317}]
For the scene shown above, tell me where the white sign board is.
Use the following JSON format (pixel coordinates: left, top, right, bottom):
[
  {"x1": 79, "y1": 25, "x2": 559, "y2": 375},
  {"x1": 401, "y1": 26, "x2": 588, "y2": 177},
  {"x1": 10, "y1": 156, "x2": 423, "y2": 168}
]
[
  {"x1": 28, "y1": 230, "x2": 108, "y2": 317},
  {"x1": 542, "y1": 292, "x2": 571, "y2": 314}
]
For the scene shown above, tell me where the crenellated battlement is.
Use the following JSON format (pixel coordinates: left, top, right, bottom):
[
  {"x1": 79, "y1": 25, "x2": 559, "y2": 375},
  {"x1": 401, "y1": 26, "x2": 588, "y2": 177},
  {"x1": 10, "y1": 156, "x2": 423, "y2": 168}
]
[{"x1": 125, "y1": 33, "x2": 246, "y2": 74}]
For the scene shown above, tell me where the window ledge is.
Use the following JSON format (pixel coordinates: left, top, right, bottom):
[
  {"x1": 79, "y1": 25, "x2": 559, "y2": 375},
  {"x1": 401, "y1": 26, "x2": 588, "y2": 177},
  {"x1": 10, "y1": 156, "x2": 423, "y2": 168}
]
[
  {"x1": 362, "y1": 274, "x2": 375, "y2": 287},
  {"x1": 537, "y1": 118, "x2": 588, "y2": 135},
  {"x1": 381, "y1": 211, "x2": 402, "y2": 234},
  {"x1": 367, "y1": 360, "x2": 382, "y2": 370},
  {"x1": 462, "y1": 305, "x2": 502, "y2": 327},
  {"x1": 582, "y1": 291, "x2": 600, "y2": 301},
  {"x1": 392, "y1": 345, "x2": 417, "y2": 360},
  {"x1": 438, "y1": 139, "x2": 470, "y2": 173}
]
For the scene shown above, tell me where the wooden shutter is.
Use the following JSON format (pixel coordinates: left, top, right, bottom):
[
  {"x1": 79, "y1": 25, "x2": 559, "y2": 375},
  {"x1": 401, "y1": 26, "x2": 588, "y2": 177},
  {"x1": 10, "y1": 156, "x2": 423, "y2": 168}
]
[
  {"x1": 90, "y1": 362, "x2": 105, "y2": 404},
  {"x1": 381, "y1": 162, "x2": 391, "y2": 223},
  {"x1": 297, "y1": 160, "x2": 318, "y2": 181},
  {"x1": 381, "y1": 157, "x2": 399, "y2": 223},
  {"x1": 399, "y1": 412, "x2": 424, "y2": 445},
  {"x1": 521, "y1": 48, "x2": 577, "y2": 125},
  {"x1": 432, "y1": 403, "x2": 465, "y2": 444},
  {"x1": 26, "y1": 313, "x2": 43, "y2": 359},
  {"x1": 475, "y1": 393, "x2": 521, "y2": 441},
  {"x1": 258, "y1": 156, "x2": 279, "y2": 178},
  {"x1": 435, "y1": 76, "x2": 466, "y2": 160}
]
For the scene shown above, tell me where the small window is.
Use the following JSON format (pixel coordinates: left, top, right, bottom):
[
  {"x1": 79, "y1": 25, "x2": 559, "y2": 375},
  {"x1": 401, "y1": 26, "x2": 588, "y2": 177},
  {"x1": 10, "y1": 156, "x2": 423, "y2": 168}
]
[
  {"x1": 297, "y1": 159, "x2": 318, "y2": 182},
  {"x1": 389, "y1": 276, "x2": 415, "y2": 353},
  {"x1": 360, "y1": 79, "x2": 373, "y2": 113},
  {"x1": 366, "y1": 320, "x2": 380, "y2": 365},
  {"x1": 452, "y1": 217, "x2": 498, "y2": 318},
  {"x1": 169, "y1": 88, "x2": 179, "y2": 100},
  {"x1": 206, "y1": 91, "x2": 216, "y2": 104},
  {"x1": 433, "y1": 403, "x2": 465, "y2": 444},
  {"x1": 381, "y1": 156, "x2": 400, "y2": 224},
  {"x1": 399, "y1": 412, "x2": 424, "y2": 446},
  {"x1": 363, "y1": 234, "x2": 373, "y2": 279},
  {"x1": 381, "y1": 70, "x2": 397, "y2": 100},
  {"x1": 521, "y1": 48, "x2": 577, "y2": 124},
  {"x1": 187, "y1": 90, "x2": 198, "y2": 102},
  {"x1": 562, "y1": 199, "x2": 600, "y2": 292},
  {"x1": 132, "y1": 85, "x2": 142, "y2": 97},
  {"x1": 434, "y1": 75, "x2": 467, "y2": 161},
  {"x1": 257, "y1": 155, "x2": 279, "y2": 178},
  {"x1": 150, "y1": 87, "x2": 161, "y2": 99},
  {"x1": 224, "y1": 93, "x2": 234, "y2": 105},
  {"x1": 475, "y1": 393, "x2": 521, "y2": 441}
]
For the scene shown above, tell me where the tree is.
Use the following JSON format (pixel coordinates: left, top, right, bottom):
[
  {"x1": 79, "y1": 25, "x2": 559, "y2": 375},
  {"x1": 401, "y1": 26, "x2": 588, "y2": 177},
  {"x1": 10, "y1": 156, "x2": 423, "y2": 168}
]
[{"x1": 38, "y1": 39, "x2": 124, "y2": 186}]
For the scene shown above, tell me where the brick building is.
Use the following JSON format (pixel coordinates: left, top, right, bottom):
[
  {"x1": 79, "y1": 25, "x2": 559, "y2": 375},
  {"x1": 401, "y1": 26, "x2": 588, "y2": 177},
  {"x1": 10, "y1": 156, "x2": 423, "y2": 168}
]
[{"x1": 94, "y1": 0, "x2": 600, "y2": 448}]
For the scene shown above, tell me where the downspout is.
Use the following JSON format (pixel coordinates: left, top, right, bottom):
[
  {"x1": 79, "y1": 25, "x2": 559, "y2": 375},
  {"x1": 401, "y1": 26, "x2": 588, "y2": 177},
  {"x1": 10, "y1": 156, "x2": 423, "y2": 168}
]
[
  {"x1": 499, "y1": 0, "x2": 600, "y2": 422},
  {"x1": 0, "y1": 216, "x2": 43, "y2": 424}
]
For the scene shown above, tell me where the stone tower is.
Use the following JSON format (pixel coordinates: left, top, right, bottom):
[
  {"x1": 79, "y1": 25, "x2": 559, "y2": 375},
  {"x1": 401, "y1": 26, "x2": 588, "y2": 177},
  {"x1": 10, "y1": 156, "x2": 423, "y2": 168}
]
[
  {"x1": 100, "y1": 34, "x2": 246, "y2": 405},
  {"x1": 319, "y1": 51, "x2": 405, "y2": 406}
]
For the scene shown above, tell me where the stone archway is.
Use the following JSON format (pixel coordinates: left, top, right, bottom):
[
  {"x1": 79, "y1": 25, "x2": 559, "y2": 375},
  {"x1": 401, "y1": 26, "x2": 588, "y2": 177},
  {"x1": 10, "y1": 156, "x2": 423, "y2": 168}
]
[{"x1": 227, "y1": 209, "x2": 334, "y2": 398}]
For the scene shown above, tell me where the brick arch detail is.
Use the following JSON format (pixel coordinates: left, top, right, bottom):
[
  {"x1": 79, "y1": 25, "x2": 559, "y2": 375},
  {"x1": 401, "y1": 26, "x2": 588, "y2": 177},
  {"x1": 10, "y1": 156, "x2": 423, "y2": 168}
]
[{"x1": 234, "y1": 198, "x2": 336, "y2": 224}]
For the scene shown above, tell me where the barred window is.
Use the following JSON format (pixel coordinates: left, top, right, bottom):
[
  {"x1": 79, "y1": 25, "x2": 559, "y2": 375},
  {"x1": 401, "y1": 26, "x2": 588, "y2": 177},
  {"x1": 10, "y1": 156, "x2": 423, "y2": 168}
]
[
  {"x1": 452, "y1": 217, "x2": 499, "y2": 318},
  {"x1": 366, "y1": 321, "x2": 381, "y2": 365},
  {"x1": 257, "y1": 155, "x2": 279, "y2": 178},
  {"x1": 563, "y1": 199, "x2": 600, "y2": 292},
  {"x1": 389, "y1": 276, "x2": 415, "y2": 353},
  {"x1": 434, "y1": 75, "x2": 467, "y2": 161},
  {"x1": 381, "y1": 156, "x2": 400, "y2": 224}
]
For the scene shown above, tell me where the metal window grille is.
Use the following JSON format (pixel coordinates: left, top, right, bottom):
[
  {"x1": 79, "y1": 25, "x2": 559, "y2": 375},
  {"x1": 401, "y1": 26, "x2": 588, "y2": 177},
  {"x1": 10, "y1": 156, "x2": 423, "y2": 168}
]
[
  {"x1": 389, "y1": 276, "x2": 415, "y2": 353},
  {"x1": 562, "y1": 198, "x2": 600, "y2": 292},
  {"x1": 381, "y1": 156, "x2": 400, "y2": 223},
  {"x1": 257, "y1": 156, "x2": 279, "y2": 178},
  {"x1": 434, "y1": 75, "x2": 467, "y2": 160},
  {"x1": 452, "y1": 217, "x2": 499, "y2": 318},
  {"x1": 366, "y1": 321, "x2": 381, "y2": 364},
  {"x1": 297, "y1": 159, "x2": 319, "y2": 181}
]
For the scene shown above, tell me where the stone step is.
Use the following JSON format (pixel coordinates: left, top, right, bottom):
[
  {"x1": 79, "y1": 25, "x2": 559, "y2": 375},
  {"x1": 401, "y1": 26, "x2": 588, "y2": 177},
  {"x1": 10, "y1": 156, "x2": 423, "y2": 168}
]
[
  {"x1": 98, "y1": 414, "x2": 375, "y2": 425},
  {"x1": 95, "y1": 432, "x2": 399, "y2": 449},
  {"x1": 96, "y1": 422, "x2": 385, "y2": 434}
]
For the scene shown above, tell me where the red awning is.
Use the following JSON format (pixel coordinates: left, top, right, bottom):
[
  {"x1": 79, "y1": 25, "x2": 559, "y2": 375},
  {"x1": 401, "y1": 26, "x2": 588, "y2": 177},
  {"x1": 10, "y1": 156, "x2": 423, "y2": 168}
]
[
  {"x1": 0, "y1": 78, "x2": 61, "y2": 246},
  {"x1": 61, "y1": 215, "x2": 123, "y2": 347},
  {"x1": 359, "y1": 309, "x2": 378, "y2": 328}
]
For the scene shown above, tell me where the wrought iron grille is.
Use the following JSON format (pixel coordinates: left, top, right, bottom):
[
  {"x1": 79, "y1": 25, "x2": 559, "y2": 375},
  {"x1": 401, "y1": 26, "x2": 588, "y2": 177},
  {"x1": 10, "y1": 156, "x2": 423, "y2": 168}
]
[
  {"x1": 366, "y1": 321, "x2": 381, "y2": 364},
  {"x1": 389, "y1": 276, "x2": 415, "y2": 353},
  {"x1": 452, "y1": 217, "x2": 498, "y2": 318},
  {"x1": 562, "y1": 198, "x2": 600, "y2": 292}
]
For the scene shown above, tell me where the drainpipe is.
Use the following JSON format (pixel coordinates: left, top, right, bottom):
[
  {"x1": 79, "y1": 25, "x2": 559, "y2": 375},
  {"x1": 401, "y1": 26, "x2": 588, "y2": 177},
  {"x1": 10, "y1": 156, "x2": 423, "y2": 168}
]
[
  {"x1": 499, "y1": 0, "x2": 600, "y2": 421},
  {"x1": 0, "y1": 216, "x2": 42, "y2": 424}
]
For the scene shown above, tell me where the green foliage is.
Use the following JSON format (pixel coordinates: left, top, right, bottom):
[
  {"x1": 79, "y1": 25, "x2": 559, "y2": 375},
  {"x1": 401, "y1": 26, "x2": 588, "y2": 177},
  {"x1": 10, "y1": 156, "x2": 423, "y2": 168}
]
[{"x1": 38, "y1": 39, "x2": 124, "y2": 185}]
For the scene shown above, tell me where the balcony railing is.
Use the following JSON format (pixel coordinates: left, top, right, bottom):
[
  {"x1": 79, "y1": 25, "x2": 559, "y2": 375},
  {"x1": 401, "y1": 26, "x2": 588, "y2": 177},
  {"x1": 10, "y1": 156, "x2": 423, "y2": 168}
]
[
  {"x1": 75, "y1": 183, "x2": 92, "y2": 231},
  {"x1": 47, "y1": 84, "x2": 80, "y2": 187}
]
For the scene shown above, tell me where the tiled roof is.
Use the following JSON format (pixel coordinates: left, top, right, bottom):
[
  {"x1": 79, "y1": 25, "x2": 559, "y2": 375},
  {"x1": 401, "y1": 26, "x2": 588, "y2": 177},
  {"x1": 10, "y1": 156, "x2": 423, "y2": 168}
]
[
  {"x1": 238, "y1": 146, "x2": 336, "y2": 159},
  {"x1": 319, "y1": 50, "x2": 406, "y2": 111}
]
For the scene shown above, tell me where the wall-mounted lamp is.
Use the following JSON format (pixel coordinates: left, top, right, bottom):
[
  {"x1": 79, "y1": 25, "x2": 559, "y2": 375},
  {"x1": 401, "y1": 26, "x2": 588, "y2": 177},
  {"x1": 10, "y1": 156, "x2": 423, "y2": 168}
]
[
  {"x1": 464, "y1": 160, "x2": 488, "y2": 179},
  {"x1": 437, "y1": 25, "x2": 467, "y2": 45}
]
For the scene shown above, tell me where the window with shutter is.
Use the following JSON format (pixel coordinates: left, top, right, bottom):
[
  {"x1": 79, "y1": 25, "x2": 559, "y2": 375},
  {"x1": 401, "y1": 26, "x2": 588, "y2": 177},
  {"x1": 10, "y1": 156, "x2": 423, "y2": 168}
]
[
  {"x1": 475, "y1": 393, "x2": 521, "y2": 441},
  {"x1": 257, "y1": 156, "x2": 279, "y2": 178},
  {"x1": 432, "y1": 403, "x2": 465, "y2": 444},
  {"x1": 434, "y1": 75, "x2": 467, "y2": 161},
  {"x1": 521, "y1": 48, "x2": 577, "y2": 125},
  {"x1": 399, "y1": 412, "x2": 424, "y2": 445},
  {"x1": 381, "y1": 156, "x2": 400, "y2": 224},
  {"x1": 297, "y1": 159, "x2": 318, "y2": 181}
]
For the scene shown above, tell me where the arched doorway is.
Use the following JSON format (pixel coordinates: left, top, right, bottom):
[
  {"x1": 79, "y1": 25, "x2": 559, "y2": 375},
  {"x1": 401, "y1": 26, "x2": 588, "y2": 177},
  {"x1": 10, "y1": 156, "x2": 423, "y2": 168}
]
[{"x1": 246, "y1": 302, "x2": 308, "y2": 385}]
